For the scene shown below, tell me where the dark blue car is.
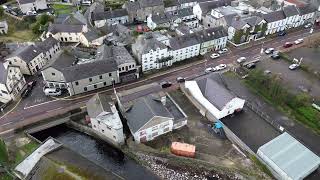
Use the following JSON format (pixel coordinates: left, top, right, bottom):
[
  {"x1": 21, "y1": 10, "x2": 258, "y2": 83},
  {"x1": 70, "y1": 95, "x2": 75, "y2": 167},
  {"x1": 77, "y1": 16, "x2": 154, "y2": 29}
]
[{"x1": 278, "y1": 31, "x2": 286, "y2": 36}]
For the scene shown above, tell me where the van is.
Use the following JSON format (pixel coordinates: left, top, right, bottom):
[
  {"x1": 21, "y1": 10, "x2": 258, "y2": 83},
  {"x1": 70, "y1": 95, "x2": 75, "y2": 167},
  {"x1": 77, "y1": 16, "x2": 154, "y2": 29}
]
[{"x1": 44, "y1": 88, "x2": 61, "y2": 96}]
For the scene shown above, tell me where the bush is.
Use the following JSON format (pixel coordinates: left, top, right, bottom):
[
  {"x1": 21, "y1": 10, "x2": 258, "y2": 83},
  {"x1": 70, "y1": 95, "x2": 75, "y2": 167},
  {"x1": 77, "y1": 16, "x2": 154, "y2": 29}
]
[{"x1": 0, "y1": 138, "x2": 8, "y2": 165}]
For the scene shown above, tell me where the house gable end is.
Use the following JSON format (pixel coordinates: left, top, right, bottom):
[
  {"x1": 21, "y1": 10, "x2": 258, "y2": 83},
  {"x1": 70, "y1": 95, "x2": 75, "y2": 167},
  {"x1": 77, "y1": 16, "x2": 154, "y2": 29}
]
[{"x1": 138, "y1": 116, "x2": 172, "y2": 132}]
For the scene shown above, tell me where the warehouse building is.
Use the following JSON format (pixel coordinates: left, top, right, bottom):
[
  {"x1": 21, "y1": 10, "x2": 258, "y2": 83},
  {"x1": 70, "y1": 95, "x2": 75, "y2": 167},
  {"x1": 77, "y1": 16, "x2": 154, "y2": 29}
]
[{"x1": 257, "y1": 132, "x2": 320, "y2": 180}]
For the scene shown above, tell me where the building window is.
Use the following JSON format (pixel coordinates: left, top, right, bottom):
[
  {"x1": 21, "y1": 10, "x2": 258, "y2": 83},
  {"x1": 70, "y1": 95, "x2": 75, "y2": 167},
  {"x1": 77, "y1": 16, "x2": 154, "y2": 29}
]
[
  {"x1": 94, "y1": 85, "x2": 97, "y2": 88},
  {"x1": 52, "y1": 73, "x2": 55, "y2": 76},
  {"x1": 107, "y1": 126, "x2": 111, "y2": 130},
  {"x1": 109, "y1": 73, "x2": 112, "y2": 77},
  {"x1": 99, "y1": 75, "x2": 102, "y2": 79},
  {"x1": 102, "y1": 129, "x2": 104, "y2": 133},
  {"x1": 84, "y1": 87, "x2": 87, "y2": 91},
  {"x1": 89, "y1": 78, "x2": 92, "y2": 82},
  {"x1": 93, "y1": 125, "x2": 96, "y2": 128},
  {"x1": 98, "y1": 121, "x2": 100, "y2": 124},
  {"x1": 69, "y1": 37, "x2": 72, "y2": 40},
  {"x1": 1, "y1": 90, "x2": 7, "y2": 94},
  {"x1": 113, "y1": 136, "x2": 116, "y2": 139},
  {"x1": 103, "y1": 82, "x2": 107, "y2": 86},
  {"x1": 75, "y1": 81, "x2": 79, "y2": 85}
]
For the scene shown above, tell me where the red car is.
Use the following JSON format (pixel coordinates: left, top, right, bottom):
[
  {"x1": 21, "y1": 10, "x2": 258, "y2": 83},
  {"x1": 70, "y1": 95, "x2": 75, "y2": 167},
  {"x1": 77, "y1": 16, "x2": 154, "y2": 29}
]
[{"x1": 283, "y1": 42, "x2": 293, "y2": 48}]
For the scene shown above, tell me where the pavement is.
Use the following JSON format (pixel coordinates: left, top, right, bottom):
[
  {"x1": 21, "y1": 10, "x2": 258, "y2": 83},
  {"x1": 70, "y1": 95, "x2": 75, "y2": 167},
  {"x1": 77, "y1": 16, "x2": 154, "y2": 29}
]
[{"x1": 0, "y1": 27, "x2": 319, "y2": 138}]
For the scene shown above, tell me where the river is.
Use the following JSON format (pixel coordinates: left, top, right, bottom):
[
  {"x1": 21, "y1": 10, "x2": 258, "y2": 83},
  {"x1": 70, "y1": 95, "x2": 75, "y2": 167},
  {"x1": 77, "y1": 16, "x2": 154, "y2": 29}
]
[{"x1": 31, "y1": 124, "x2": 159, "y2": 180}]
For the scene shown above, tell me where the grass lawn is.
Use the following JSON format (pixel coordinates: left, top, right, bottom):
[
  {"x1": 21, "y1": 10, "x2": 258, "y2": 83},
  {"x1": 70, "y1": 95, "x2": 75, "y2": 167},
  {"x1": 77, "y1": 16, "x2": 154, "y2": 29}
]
[
  {"x1": 52, "y1": 4, "x2": 76, "y2": 15},
  {"x1": 0, "y1": 173, "x2": 13, "y2": 180},
  {"x1": 14, "y1": 140, "x2": 39, "y2": 165},
  {"x1": 0, "y1": 30, "x2": 38, "y2": 43}
]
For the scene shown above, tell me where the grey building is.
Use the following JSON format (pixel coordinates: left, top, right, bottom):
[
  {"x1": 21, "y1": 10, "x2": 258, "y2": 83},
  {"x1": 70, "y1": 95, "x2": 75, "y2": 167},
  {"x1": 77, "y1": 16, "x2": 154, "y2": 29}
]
[
  {"x1": 41, "y1": 52, "x2": 119, "y2": 96},
  {"x1": 92, "y1": 9, "x2": 129, "y2": 28},
  {"x1": 196, "y1": 26, "x2": 228, "y2": 54},
  {"x1": 124, "y1": 0, "x2": 165, "y2": 22},
  {"x1": 96, "y1": 45, "x2": 139, "y2": 82},
  {"x1": 36, "y1": 37, "x2": 61, "y2": 62}
]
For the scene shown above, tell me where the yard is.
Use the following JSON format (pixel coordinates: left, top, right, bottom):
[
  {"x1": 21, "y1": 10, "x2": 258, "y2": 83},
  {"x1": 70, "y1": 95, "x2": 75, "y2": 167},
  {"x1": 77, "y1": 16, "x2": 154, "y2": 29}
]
[{"x1": 52, "y1": 4, "x2": 76, "y2": 15}]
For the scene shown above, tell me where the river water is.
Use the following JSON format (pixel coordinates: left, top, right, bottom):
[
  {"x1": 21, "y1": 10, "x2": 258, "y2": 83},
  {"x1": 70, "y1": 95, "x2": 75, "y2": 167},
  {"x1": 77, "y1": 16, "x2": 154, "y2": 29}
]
[{"x1": 31, "y1": 124, "x2": 158, "y2": 180}]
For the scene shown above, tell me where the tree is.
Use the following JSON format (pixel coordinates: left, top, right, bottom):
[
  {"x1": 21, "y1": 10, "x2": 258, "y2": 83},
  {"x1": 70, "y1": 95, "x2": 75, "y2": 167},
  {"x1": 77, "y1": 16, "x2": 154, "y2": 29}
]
[
  {"x1": 0, "y1": 138, "x2": 8, "y2": 165},
  {"x1": 0, "y1": 6, "x2": 4, "y2": 17}
]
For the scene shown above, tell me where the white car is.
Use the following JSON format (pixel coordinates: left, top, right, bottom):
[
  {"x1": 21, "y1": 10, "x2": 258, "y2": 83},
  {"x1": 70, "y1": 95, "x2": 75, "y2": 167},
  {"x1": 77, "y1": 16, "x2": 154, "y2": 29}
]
[
  {"x1": 304, "y1": 23, "x2": 312, "y2": 29},
  {"x1": 218, "y1": 48, "x2": 228, "y2": 54},
  {"x1": 210, "y1": 53, "x2": 220, "y2": 59},
  {"x1": 294, "y1": 38, "x2": 304, "y2": 45},
  {"x1": 289, "y1": 64, "x2": 299, "y2": 70},
  {"x1": 205, "y1": 67, "x2": 213, "y2": 73},
  {"x1": 215, "y1": 64, "x2": 227, "y2": 71},
  {"x1": 264, "y1": 48, "x2": 274, "y2": 54},
  {"x1": 237, "y1": 57, "x2": 246, "y2": 63}
]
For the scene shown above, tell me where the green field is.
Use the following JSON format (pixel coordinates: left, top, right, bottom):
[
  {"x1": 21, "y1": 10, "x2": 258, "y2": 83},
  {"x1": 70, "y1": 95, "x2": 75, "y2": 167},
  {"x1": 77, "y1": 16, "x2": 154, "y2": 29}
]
[{"x1": 52, "y1": 4, "x2": 76, "y2": 15}]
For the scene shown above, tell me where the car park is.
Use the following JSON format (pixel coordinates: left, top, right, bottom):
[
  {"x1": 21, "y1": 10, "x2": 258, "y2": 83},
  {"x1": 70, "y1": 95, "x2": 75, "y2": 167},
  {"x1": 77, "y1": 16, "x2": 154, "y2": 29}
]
[
  {"x1": 237, "y1": 57, "x2": 246, "y2": 64},
  {"x1": 176, "y1": 77, "x2": 185, "y2": 83},
  {"x1": 264, "y1": 48, "x2": 274, "y2": 54},
  {"x1": 289, "y1": 64, "x2": 299, "y2": 70},
  {"x1": 218, "y1": 48, "x2": 228, "y2": 54},
  {"x1": 160, "y1": 81, "x2": 172, "y2": 88},
  {"x1": 278, "y1": 31, "x2": 286, "y2": 36},
  {"x1": 44, "y1": 88, "x2": 62, "y2": 96},
  {"x1": 304, "y1": 23, "x2": 312, "y2": 29},
  {"x1": 215, "y1": 64, "x2": 227, "y2": 71},
  {"x1": 294, "y1": 38, "x2": 304, "y2": 45},
  {"x1": 210, "y1": 53, "x2": 220, "y2": 59},
  {"x1": 283, "y1": 42, "x2": 293, "y2": 48}
]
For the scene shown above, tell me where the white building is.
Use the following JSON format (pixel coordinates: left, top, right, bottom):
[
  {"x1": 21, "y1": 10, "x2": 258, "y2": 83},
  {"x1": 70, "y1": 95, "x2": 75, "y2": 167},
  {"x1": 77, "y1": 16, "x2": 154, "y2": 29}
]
[
  {"x1": 297, "y1": 4, "x2": 318, "y2": 26},
  {"x1": 193, "y1": 0, "x2": 232, "y2": 21},
  {"x1": 86, "y1": 93, "x2": 125, "y2": 145},
  {"x1": 0, "y1": 63, "x2": 26, "y2": 104},
  {"x1": 117, "y1": 83, "x2": 187, "y2": 143},
  {"x1": 175, "y1": 7, "x2": 199, "y2": 28},
  {"x1": 283, "y1": 5, "x2": 301, "y2": 29},
  {"x1": 196, "y1": 26, "x2": 228, "y2": 55},
  {"x1": 80, "y1": 29, "x2": 107, "y2": 47},
  {"x1": 184, "y1": 75, "x2": 245, "y2": 120},
  {"x1": 263, "y1": 10, "x2": 287, "y2": 35},
  {"x1": 37, "y1": 37, "x2": 61, "y2": 62},
  {"x1": 132, "y1": 35, "x2": 172, "y2": 72},
  {"x1": 5, "y1": 45, "x2": 45, "y2": 75},
  {"x1": 0, "y1": 21, "x2": 8, "y2": 34},
  {"x1": 92, "y1": 9, "x2": 129, "y2": 28},
  {"x1": 169, "y1": 33, "x2": 200, "y2": 62},
  {"x1": 16, "y1": 0, "x2": 48, "y2": 14}
]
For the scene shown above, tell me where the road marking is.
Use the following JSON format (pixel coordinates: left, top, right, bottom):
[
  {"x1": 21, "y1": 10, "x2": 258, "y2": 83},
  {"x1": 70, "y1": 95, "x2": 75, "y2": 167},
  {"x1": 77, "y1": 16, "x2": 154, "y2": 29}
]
[
  {"x1": 24, "y1": 99, "x2": 60, "y2": 109},
  {"x1": 2, "y1": 122, "x2": 13, "y2": 126},
  {"x1": 0, "y1": 128, "x2": 14, "y2": 135},
  {"x1": 0, "y1": 98, "x2": 22, "y2": 120}
]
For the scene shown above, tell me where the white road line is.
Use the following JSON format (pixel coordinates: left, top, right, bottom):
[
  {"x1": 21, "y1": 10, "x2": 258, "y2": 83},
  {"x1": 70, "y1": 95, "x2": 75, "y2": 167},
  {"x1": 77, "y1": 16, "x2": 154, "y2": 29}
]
[
  {"x1": 24, "y1": 99, "x2": 60, "y2": 109},
  {"x1": 0, "y1": 128, "x2": 14, "y2": 135},
  {"x1": 2, "y1": 122, "x2": 13, "y2": 126}
]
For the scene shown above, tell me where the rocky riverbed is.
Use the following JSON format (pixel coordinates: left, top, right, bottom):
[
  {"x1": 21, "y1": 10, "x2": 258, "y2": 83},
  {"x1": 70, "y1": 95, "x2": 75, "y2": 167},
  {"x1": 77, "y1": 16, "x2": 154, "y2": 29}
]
[{"x1": 136, "y1": 153, "x2": 243, "y2": 180}]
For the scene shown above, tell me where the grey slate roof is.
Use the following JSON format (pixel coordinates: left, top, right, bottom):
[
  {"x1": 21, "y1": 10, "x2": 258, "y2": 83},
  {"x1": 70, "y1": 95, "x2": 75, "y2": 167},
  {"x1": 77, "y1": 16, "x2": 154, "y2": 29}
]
[
  {"x1": 283, "y1": 5, "x2": 300, "y2": 17},
  {"x1": 196, "y1": 76, "x2": 235, "y2": 110},
  {"x1": 125, "y1": 94, "x2": 173, "y2": 133},
  {"x1": 176, "y1": 24, "x2": 192, "y2": 35},
  {"x1": 92, "y1": 9, "x2": 128, "y2": 21},
  {"x1": 48, "y1": 24, "x2": 83, "y2": 33},
  {"x1": 36, "y1": 37, "x2": 59, "y2": 53},
  {"x1": 63, "y1": 11, "x2": 87, "y2": 25},
  {"x1": 139, "y1": 0, "x2": 164, "y2": 8},
  {"x1": 96, "y1": 45, "x2": 135, "y2": 66},
  {"x1": 196, "y1": 26, "x2": 227, "y2": 43},
  {"x1": 8, "y1": 45, "x2": 42, "y2": 63},
  {"x1": 135, "y1": 36, "x2": 168, "y2": 54},
  {"x1": 169, "y1": 34, "x2": 200, "y2": 50},
  {"x1": 152, "y1": 13, "x2": 171, "y2": 24},
  {"x1": 176, "y1": 7, "x2": 194, "y2": 18},
  {"x1": 125, "y1": 1, "x2": 140, "y2": 12},
  {"x1": 262, "y1": 10, "x2": 286, "y2": 22},
  {"x1": 86, "y1": 93, "x2": 112, "y2": 118},
  {"x1": 0, "y1": 63, "x2": 7, "y2": 84},
  {"x1": 298, "y1": 4, "x2": 317, "y2": 15},
  {"x1": 17, "y1": 0, "x2": 35, "y2": 4},
  {"x1": 243, "y1": 16, "x2": 264, "y2": 26},
  {"x1": 199, "y1": 0, "x2": 233, "y2": 14},
  {"x1": 83, "y1": 29, "x2": 101, "y2": 42}
]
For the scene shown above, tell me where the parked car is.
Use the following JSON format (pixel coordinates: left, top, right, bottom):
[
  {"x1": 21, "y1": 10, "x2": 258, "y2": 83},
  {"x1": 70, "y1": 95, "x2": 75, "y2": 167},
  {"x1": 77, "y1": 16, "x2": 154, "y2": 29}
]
[
  {"x1": 264, "y1": 70, "x2": 271, "y2": 75},
  {"x1": 27, "y1": 80, "x2": 37, "y2": 90},
  {"x1": 176, "y1": 77, "x2": 185, "y2": 83},
  {"x1": 44, "y1": 88, "x2": 62, "y2": 96},
  {"x1": 294, "y1": 38, "x2": 304, "y2": 45},
  {"x1": 264, "y1": 48, "x2": 274, "y2": 54},
  {"x1": 218, "y1": 48, "x2": 228, "y2": 54},
  {"x1": 215, "y1": 64, "x2": 227, "y2": 71},
  {"x1": 160, "y1": 81, "x2": 172, "y2": 88},
  {"x1": 205, "y1": 67, "x2": 214, "y2": 73},
  {"x1": 304, "y1": 23, "x2": 312, "y2": 29},
  {"x1": 278, "y1": 31, "x2": 286, "y2": 36},
  {"x1": 289, "y1": 64, "x2": 299, "y2": 70},
  {"x1": 26, "y1": 11, "x2": 37, "y2": 16},
  {"x1": 237, "y1": 57, "x2": 246, "y2": 64},
  {"x1": 283, "y1": 42, "x2": 293, "y2": 48},
  {"x1": 210, "y1": 53, "x2": 220, "y2": 59},
  {"x1": 245, "y1": 63, "x2": 256, "y2": 69},
  {"x1": 271, "y1": 54, "x2": 280, "y2": 60}
]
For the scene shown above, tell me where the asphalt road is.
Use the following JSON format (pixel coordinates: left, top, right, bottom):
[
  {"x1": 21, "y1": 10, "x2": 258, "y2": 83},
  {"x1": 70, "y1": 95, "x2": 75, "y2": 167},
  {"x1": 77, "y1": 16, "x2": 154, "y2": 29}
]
[{"x1": 0, "y1": 28, "x2": 318, "y2": 135}]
